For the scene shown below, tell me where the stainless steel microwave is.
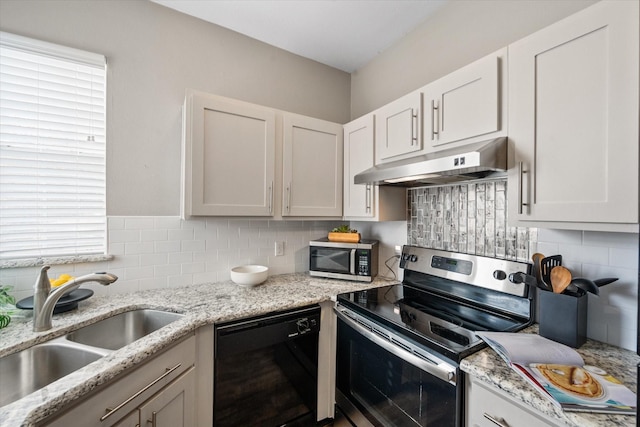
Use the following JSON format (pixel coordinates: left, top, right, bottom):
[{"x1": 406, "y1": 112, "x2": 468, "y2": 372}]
[{"x1": 309, "y1": 238, "x2": 378, "y2": 282}]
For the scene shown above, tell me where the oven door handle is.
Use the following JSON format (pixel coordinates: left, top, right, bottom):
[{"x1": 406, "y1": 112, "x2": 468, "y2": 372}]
[{"x1": 336, "y1": 308, "x2": 457, "y2": 385}]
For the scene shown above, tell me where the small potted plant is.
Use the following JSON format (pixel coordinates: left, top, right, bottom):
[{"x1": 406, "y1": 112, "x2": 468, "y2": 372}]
[{"x1": 328, "y1": 225, "x2": 360, "y2": 243}]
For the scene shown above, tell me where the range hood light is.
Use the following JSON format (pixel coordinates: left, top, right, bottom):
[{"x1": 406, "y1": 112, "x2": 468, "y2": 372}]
[{"x1": 384, "y1": 174, "x2": 440, "y2": 184}]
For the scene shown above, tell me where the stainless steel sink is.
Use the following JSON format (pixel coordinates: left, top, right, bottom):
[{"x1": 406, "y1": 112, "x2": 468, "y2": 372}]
[
  {"x1": 0, "y1": 308, "x2": 184, "y2": 407},
  {"x1": 0, "y1": 342, "x2": 104, "y2": 407},
  {"x1": 65, "y1": 309, "x2": 184, "y2": 350}
]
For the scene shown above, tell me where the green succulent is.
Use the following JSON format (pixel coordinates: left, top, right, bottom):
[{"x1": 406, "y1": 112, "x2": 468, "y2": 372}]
[{"x1": 331, "y1": 225, "x2": 358, "y2": 233}]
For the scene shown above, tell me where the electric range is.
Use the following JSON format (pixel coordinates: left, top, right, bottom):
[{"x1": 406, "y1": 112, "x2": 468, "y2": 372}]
[{"x1": 334, "y1": 246, "x2": 535, "y2": 427}]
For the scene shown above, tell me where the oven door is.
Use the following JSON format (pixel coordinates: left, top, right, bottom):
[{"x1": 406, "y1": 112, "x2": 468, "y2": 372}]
[{"x1": 335, "y1": 308, "x2": 460, "y2": 427}]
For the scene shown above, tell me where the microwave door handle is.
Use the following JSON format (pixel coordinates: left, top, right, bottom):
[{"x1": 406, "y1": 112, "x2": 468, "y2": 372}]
[{"x1": 350, "y1": 249, "x2": 356, "y2": 275}]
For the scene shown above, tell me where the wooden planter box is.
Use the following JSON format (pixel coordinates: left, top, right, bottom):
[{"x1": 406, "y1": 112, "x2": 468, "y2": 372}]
[{"x1": 328, "y1": 232, "x2": 361, "y2": 243}]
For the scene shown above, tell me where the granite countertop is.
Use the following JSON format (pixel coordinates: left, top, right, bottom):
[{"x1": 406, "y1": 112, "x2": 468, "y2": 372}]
[
  {"x1": 461, "y1": 325, "x2": 640, "y2": 427},
  {"x1": 0, "y1": 273, "x2": 394, "y2": 427}
]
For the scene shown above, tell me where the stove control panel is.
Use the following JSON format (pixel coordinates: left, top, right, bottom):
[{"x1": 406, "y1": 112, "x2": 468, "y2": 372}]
[{"x1": 431, "y1": 255, "x2": 473, "y2": 275}]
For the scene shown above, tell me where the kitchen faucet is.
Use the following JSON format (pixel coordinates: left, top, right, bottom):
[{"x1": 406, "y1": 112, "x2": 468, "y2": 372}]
[{"x1": 33, "y1": 265, "x2": 118, "y2": 332}]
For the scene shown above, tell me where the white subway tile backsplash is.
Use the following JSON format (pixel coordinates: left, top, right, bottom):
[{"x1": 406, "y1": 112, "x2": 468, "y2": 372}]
[
  {"x1": 168, "y1": 228, "x2": 194, "y2": 241},
  {"x1": 154, "y1": 217, "x2": 182, "y2": 229},
  {"x1": 140, "y1": 253, "x2": 168, "y2": 267},
  {"x1": 181, "y1": 262, "x2": 205, "y2": 275},
  {"x1": 155, "y1": 240, "x2": 182, "y2": 253},
  {"x1": 168, "y1": 251, "x2": 193, "y2": 264},
  {"x1": 108, "y1": 216, "x2": 126, "y2": 230},
  {"x1": 154, "y1": 263, "x2": 181, "y2": 278},
  {"x1": 125, "y1": 217, "x2": 155, "y2": 230},
  {"x1": 141, "y1": 229, "x2": 168, "y2": 241},
  {"x1": 109, "y1": 229, "x2": 141, "y2": 243},
  {"x1": 125, "y1": 241, "x2": 155, "y2": 255},
  {"x1": 125, "y1": 266, "x2": 154, "y2": 281},
  {"x1": 538, "y1": 228, "x2": 583, "y2": 245},
  {"x1": 609, "y1": 248, "x2": 638, "y2": 268},
  {"x1": 181, "y1": 239, "x2": 206, "y2": 253},
  {"x1": 583, "y1": 231, "x2": 638, "y2": 249}
]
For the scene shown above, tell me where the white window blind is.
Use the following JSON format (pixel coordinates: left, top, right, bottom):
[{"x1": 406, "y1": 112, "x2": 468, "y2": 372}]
[{"x1": 0, "y1": 32, "x2": 107, "y2": 261}]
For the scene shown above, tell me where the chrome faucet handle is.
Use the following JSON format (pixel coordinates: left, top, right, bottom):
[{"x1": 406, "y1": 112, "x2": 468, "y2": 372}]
[{"x1": 33, "y1": 265, "x2": 52, "y2": 330}]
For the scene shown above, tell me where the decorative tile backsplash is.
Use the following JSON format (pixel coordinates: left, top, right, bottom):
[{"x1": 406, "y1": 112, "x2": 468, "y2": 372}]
[{"x1": 407, "y1": 179, "x2": 536, "y2": 261}]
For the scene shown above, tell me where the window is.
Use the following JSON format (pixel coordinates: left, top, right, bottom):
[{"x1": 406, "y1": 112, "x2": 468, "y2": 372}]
[{"x1": 0, "y1": 32, "x2": 107, "y2": 261}]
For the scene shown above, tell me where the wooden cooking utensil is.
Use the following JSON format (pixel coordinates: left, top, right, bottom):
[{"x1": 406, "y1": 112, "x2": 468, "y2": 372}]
[
  {"x1": 531, "y1": 253, "x2": 545, "y2": 289},
  {"x1": 550, "y1": 266, "x2": 572, "y2": 294}
]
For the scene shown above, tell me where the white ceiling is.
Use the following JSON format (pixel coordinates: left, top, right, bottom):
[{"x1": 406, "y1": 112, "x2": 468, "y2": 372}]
[{"x1": 151, "y1": 0, "x2": 447, "y2": 72}]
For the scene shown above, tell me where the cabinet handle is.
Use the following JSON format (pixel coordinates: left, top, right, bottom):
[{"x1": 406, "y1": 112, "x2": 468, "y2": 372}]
[
  {"x1": 411, "y1": 109, "x2": 418, "y2": 146},
  {"x1": 517, "y1": 161, "x2": 529, "y2": 214},
  {"x1": 147, "y1": 411, "x2": 157, "y2": 427},
  {"x1": 431, "y1": 100, "x2": 439, "y2": 140},
  {"x1": 286, "y1": 184, "x2": 291, "y2": 213},
  {"x1": 483, "y1": 412, "x2": 511, "y2": 427},
  {"x1": 100, "y1": 363, "x2": 182, "y2": 421},
  {"x1": 365, "y1": 184, "x2": 372, "y2": 213},
  {"x1": 268, "y1": 182, "x2": 273, "y2": 214}
]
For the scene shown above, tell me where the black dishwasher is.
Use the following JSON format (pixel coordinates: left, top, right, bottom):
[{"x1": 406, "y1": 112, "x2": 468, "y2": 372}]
[{"x1": 214, "y1": 305, "x2": 321, "y2": 426}]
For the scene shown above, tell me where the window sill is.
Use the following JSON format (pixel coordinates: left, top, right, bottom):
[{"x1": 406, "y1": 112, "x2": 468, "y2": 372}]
[{"x1": 0, "y1": 254, "x2": 114, "y2": 269}]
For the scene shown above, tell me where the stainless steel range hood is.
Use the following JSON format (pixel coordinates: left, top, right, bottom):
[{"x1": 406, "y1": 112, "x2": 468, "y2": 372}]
[{"x1": 354, "y1": 137, "x2": 507, "y2": 187}]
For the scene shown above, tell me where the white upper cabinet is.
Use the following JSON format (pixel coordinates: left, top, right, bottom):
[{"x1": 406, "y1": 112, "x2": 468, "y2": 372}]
[
  {"x1": 183, "y1": 91, "x2": 276, "y2": 217},
  {"x1": 282, "y1": 113, "x2": 343, "y2": 217},
  {"x1": 183, "y1": 91, "x2": 343, "y2": 219},
  {"x1": 374, "y1": 92, "x2": 422, "y2": 164},
  {"x1": 423, "y1": 48, "x2": 506, "y2": 151},
  {"x1": 343, "y1": 114, "x2": 406, "y2": 221},
  {"x1": 507, "y1": 0, "x2": 639, "y2": 231}
]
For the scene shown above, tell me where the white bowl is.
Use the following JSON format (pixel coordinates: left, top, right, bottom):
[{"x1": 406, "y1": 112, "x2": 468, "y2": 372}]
[{"x1": 230, "y1": 265, "x2": 269, "y2": 287}]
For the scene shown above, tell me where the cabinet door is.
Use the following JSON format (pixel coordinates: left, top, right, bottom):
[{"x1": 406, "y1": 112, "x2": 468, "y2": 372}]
[
  {"x1": 423, "y1": 50, "x2": 503, "y2": 150},
  {"x1": 466, "y1": 377, "x2": 563, "y2": 427},
  {"x1": 343, "y1": 115, "x2": 374, "y2": 218},
  {"x1": 508, "y1": 1, "x2": 639, "y2": 227},
  {"x1": 184, "y1": 91, "x2": 276, "y2": 216},
  {"x1": 343, "y1": 115, "x2": 406, "y2": 221},
  {"x1": 282, "y1": 113, "x2": 343, "y2": 217},
  {"x1": 374, "y1": 92, "x2": 421, "y2": 164},
  {"x1": 139, "y1": 367, "x2": 196, "y2": 427}
]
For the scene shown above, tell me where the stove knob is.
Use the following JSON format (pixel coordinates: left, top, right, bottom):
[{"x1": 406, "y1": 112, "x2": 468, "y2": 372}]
[
  {"x1": 410, "y1": 255, "x2": 418, "y2": 262},
  {"x1": 402, "y1": 254, "x2": 411, "y2": 261},
  {"x1": 493, "y1": 270, "x2": 507, "y2": 280}
]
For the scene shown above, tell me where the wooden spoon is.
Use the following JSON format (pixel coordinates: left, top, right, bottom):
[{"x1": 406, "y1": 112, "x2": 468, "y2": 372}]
[
  {"x1": 531, "y1": 253, "x2": 545, "y2": 289},
  {"x1": 550, "y1": 266, "x2": 572, "y2": 294}
]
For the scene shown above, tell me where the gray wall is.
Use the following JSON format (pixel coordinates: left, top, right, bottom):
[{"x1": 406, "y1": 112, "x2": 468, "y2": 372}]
[
  {"x1": 350, "y1": 0, "x2": 598, "y2": 118},
  {"x1": 0, "y1": 0, "x2": 351, "y2": 216}
]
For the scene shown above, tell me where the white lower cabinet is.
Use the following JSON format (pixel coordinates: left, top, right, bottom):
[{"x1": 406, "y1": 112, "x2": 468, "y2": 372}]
[
  {"x1": 41, "y1": 333, "x2": 198, "y2": 427},
  {"x1": 466, "y1": 376, "x2": 563, "y2": 427},
  {"x1": 138, "y1": 367, "x2": 195, "y2": 427}
]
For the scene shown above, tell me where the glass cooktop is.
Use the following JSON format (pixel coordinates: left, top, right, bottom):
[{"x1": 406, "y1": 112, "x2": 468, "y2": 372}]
[{"x1": 337, "y1": 283, "x2": 529, "y2": 362}]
